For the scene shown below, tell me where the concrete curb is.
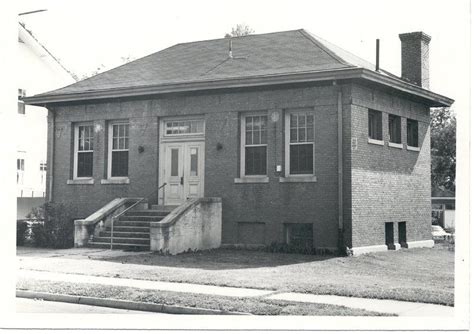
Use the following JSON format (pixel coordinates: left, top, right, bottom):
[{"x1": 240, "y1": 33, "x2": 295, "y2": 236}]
[{"x1": 17, "y1": 290, "x2": 249, "y2": 315}]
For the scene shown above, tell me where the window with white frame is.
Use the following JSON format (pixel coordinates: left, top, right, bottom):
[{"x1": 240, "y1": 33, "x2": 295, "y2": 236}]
[
  {"x1": 108, "y1": 122, "x2": 129, "y2": 178},
  {"x1": 74, "y1": 124, "x2": 94, "y2": 178},
  {"x1": 241, "y1": 114, "x2": 267, "y2": 176},
  {"x1": 286, "y1": 111, "x2": 315, "y2": 175}
]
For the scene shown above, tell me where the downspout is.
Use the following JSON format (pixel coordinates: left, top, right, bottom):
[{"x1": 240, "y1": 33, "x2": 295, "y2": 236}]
[
  {"x1": 47, "y1": 107, "x2": 55, "y2": 202},
  {"x1": 337, "y1": 84, "x2": 344, "y2": 251}
]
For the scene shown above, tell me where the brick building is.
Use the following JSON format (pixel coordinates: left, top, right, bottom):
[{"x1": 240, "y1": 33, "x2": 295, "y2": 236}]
[{"x1": 24, "y1": 29, "x2": 453, "y2": 254}]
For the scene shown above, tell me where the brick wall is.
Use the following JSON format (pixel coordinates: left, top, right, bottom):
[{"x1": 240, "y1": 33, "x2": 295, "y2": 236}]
[
  {"x1": 47, "y1": 80, "x2": 432, "y2": 250},
  {"x1": 348, "y1": 83, "x2": 432, "y2": 248},
  {"x1": 49, "y1": 83, "x2": 342, "y2": 249}
]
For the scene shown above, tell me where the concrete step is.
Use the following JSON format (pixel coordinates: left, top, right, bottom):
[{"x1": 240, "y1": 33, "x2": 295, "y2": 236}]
[
  {"x1": 100, "y1": 231, "x2": 150, "y2": 239},
  {"x1": 113, "y1": 221, "x2": 151, "y2": 227},
  {"x1": 93, "y1": 236, "x2": 149, "y2": 245},
  {"x1": 126, "y1": 210, "x2": 170, "y2": 217},
  {"x1": 119, "y1": 216, "x2": 166, "y2": 222},
  {"x1": 88, "y1": 241, "x2": 150, "y2": 251},
  {"x1": 110, "y1": 226, "x2": 149, "y2": 233},
  {"x1": 150, "y1": 204, "x2": 177, "y2": 211}
]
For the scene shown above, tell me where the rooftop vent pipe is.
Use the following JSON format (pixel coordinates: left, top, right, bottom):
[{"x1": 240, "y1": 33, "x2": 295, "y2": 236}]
[
  {"x1": 375, "y1": 39, "x2": 380, "y2": 71},
  {"x1": 228, "y1": 38, "x2": 233, "y2": 58}
]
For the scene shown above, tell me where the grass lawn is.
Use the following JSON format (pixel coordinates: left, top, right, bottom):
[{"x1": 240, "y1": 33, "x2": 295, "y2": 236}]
[
  {"x1": 17, "y1": 279, "x2": 393, "y2": 316},
  {"x1": 97, "y1": 243, "x2": 454, "y2": 306}
]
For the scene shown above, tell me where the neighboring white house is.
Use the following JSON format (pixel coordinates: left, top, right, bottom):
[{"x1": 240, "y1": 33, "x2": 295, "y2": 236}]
[{"x1": 17, "y1": 22, "x2": 76, "y2": 218}]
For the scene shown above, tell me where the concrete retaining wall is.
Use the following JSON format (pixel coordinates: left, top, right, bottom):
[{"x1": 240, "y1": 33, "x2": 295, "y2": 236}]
[{"x1": 150, "y1": 197, "x2": 222, "y2": 254}]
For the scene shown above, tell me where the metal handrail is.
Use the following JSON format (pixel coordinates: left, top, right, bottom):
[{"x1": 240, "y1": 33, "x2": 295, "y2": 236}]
[{"x1": 110, "y1": 183, "x2": 167, "y2": 250}]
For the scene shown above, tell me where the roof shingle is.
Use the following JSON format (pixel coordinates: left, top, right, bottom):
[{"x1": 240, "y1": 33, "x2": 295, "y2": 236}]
[{"x1": 36, "y1": 29, "x2": 371, "y2": 96}]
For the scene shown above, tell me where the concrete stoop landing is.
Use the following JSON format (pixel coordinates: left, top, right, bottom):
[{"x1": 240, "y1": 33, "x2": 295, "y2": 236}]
[
  {"x1": 88, "y1": 209, "x2": 171, "y2": 251},
  {"x1": 76, "y1": 197, "x2": 223, "y2": 254}
]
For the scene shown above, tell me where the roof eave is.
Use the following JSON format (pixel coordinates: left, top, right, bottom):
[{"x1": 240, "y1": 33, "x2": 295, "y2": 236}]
[
  {"x1": 360, "y1": 69, "x2": 454, "y2": 107},
  {"x1": 24, "y1": 67, "x2": 454, "y2": 108}
]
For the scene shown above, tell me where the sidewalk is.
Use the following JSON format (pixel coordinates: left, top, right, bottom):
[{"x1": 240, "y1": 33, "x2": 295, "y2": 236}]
[{"x1": 17, "y1": 268, "x2": 454, "y2": 316}]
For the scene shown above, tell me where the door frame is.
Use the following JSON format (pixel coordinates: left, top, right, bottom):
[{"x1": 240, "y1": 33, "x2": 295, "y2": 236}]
[{"x1": 158, "y1": 117, "x2": 205, "y2": 206}]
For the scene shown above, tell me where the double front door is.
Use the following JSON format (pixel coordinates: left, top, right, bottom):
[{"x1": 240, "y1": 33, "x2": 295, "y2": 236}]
[{"x1": 161, "y1": 141, "x2": 204, "y2": 206}]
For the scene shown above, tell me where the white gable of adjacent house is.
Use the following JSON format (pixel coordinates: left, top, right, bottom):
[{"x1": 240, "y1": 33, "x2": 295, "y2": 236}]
[{"x1": 17, "y1": 23, "x2": 75, "y2": 211}]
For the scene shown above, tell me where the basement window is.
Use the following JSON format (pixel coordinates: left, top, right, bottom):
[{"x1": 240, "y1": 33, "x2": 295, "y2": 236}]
[
  {"x1": 285, "y1": 223, "x2": 313, "y2": 249},
  {"x1": 407, "y1": 118, "x2": 419, "y2": 148}
]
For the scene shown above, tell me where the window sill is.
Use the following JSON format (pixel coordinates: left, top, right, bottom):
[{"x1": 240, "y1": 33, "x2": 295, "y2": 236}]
[
  {"x1": 368, "y1": 138, "x2": 384, "y2": 146},
  {"x1": 101, "y1": 178, "x2": 130, "y2": 184},
  {"x1": 279, "y1": 175, "x2": 317, "y2": 183},
  {"x1": 234, "y1": 176, "x2": 269, "y2": 184},
  {"x1": 388, "y1": 142, "x2": 403, "y2": 149},
  {"x1": 407, "y1": 145, "x2": 420, "y2": 152},
  {"x1": 67, "y1": 178, "x2": 94, "y2": 185}
]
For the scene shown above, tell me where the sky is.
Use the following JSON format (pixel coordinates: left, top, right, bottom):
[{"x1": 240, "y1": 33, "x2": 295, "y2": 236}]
[{"x1": 15, "y1": 0, "x2": 470, "y2": 114}]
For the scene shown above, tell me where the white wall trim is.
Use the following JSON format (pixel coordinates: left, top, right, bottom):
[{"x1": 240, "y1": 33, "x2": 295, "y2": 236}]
[
  {"x1": 67, "y1": 179, "x2": 94, "y2": 185},
  {"x1": 100, "y1": 178, "x2": 130, "y2": 185},
  {"x1": 351, "y1": 244, "x2": 388, "y2": 256},
  {"x1": 279, "y1": 176, "x2": 317, "y2": 183},
  {"x1": 406, "y1": 240, "x2": 434, "y2": 248},
  {"x1": 234, "y1": 176, "x2": 269, "y2": 184},
  {"x1": 367, "y1": 138, "x2": 384, "y2": 146},
  {"x1": 388, "y1": 142, "x2": 403, "y2": 149},
  {"x1": 407, "y1": 145, "x2": 420, "y2": 152}
]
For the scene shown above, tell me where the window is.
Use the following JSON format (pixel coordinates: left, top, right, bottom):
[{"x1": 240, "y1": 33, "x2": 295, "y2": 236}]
[
  {"x1": 17, "y1": 158, "x2": 24, "y2": 184},
  {"x1": 368, "y1": 109, "x2": 382, "y2": 141},
  {"x1": 287, "y1": 111, "x2": 314, "y2": 175},
  {"x1": 241, "y1": 114, "x2": 267, "y2": 176},
  {"x1": 165, "y1": 119, "x2": 204, "y2": 136},
  {"x1": 74, "y1": 124, "x2": 94, "y2": 178},
  {"x1": 40, "y1": 161, "x2": 47, "y2": 184},
  {"x1": 407, "y1": 119, "x2": 419, "y2": 147},
  {"x1": 108, "y1": 122, "x2": 129, "y2": 178},
  {"x1": 285, "y1": 223, "x2": 313, "y2": 249},
  {"x1": 18, "y1": 89, "x2": 26, "y2": 115},
  {"x1": 388, "y1": 114, "x2": 401, "y2": 144}
]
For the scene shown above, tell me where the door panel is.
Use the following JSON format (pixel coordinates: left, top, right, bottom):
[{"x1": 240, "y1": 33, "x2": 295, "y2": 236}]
[
  {"x1": 161, "y1": 141, "x2": 204, "y2": 206},
  {"x1": 164, "y1": 144, "x2": 184, "y2": 205},
  {"x1": 184, "y1": 143, "x2": 204, "y2": 199}
]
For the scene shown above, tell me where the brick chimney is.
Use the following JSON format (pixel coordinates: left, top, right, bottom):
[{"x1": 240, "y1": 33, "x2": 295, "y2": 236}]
[{"x1": 399, "y1": 32, "x2": 431, "y2": 89}]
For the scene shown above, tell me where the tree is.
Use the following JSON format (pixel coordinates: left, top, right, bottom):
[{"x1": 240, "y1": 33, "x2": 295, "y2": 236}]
[
  {"x1": 431, "y1": 107, "x2": 456, "y2": 192},
  {"x1": 225, "y1": 24, "x2": 255, "y2": 38},
  {"x1": 76, "y1": 55, "x2": 136, "y2": 80}
]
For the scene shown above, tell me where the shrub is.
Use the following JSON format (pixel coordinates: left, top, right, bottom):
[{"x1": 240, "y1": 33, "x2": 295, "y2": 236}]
[
  {"x1": 27, "y1": 202, "x2": 75, "y2": 249},
  {"x1": 16, "y1": 220, "x2": 28, "y2": 246},
  {"x1": 264, "y1": 242, "x2": 335, "y2": 256}
]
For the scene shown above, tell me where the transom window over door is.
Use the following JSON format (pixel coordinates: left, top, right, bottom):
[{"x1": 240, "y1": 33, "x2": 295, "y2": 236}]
[
  {"x1": 108, "y1": 122, "x2": 129, "y2": 178},
  {"x1": 74, "y1": 124, "x2": 94, "y2": 178},
  {"x1": 165, "y1": 119, "x2": 204, "y2": 136},
  {"x1": 241, "y1": 114, "x2": 267, "y2": 176},
  {"x1": 286, "y1": 111, "x2": 314, "y2": 175}
]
